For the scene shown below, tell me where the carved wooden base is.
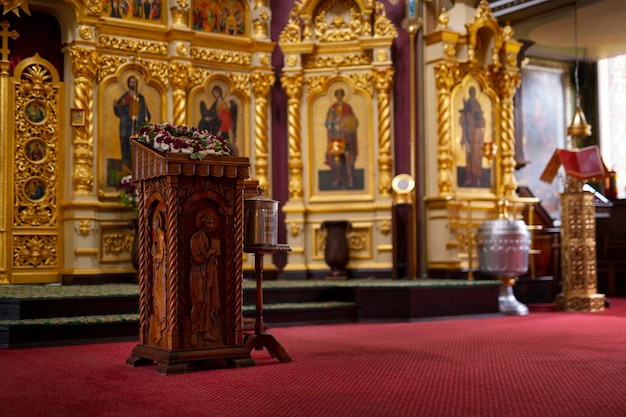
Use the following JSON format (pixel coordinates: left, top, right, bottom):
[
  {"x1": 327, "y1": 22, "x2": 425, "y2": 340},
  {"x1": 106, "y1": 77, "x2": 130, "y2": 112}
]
[
  {"x1": 555, "y1": 293, "x2": 605, "y2": 312},
  {"x1": 126, "y1": 344, "x2": 254, "y2": 375}
]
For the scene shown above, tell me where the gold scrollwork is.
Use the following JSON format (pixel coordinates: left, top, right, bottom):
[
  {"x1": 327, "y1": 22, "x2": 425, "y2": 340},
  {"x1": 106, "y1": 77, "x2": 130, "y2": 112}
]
[
  {"x1": 190, "y1": 47, "x2": 251, "y2": 66},
  {"x1": 314, "y1": 2, "x2": 362, "y2": 42},
  {"x1": 98, "y1": 36, "x2": 168, "y2": 56},
  {"x1": 347, "y1": 229, "x2": 367, "y2": 253},
  {"x1": 303, "y1": 52, "x2": 372, "y2": 69},
  {"x1": 13, "y1": 235, "x2": 57, "y2": 267},
  {"x1": 278, "y1": 2, "x2": 303, "y2": 44},
  {"x1": 103, "y1": 232, "x2": 134, "y2": 254}
]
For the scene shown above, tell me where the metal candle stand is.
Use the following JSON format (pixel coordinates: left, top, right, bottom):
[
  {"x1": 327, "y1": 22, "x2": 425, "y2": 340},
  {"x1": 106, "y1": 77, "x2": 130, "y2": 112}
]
[
  {"x1": 243, "y1": 244, "x2": 292, "y2": 362},
  {"x1": 243, "y1": 186, "x2": 292, "y2": 362}
]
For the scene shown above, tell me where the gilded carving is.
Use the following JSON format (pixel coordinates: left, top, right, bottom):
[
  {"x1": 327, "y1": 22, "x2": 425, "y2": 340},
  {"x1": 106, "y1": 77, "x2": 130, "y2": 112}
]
[
  {"x1": 98, "y1": 55, "x2": 127, "y2": 79},
  {"x1": 375, "y1": 49, "x2": 388, "y2": 62},
  {"x1": 379, "y1": 219, "x2": 391, "y2": 236},
  {"x1": 305, "y1": 75, "x2": 331, "y2": 96},
  {"x1": 278, "y1": 2, "x2": 303, "y2": 44},
  {"x1": 556, "y1": 192, "x2": 604, "y2": 312},
  {"x1": 286, "y1": 54, "x2": 298, "y2": 67},
  {"x1": 171, "y1": 8, "x2": 187, "y2": 27},
  {"x1": 314, "y1": 1, "x2": 362, "y2": 42},
  {"x1": 104, "y1": 231, "x2": 134, "y2": 254},
  {"x1": 188, "y1": 67, "x2": 213, "y2": 88},
  {"x1": 69, "y1": 47, "x2": 99, "y2": 195},
  {"x1": 374, "y1": 68, "x2": 394, "y2": 197},
  {"x1": 373, "y1": 2, "x2": 397, "y2": 38},
  {"x1": 251, "y1": 71, "x2": 275, "y2": 193},
  {"x1": 281, "y1": 73, "x2": 304, "y2": 200},
  {"x1": 259, "y1": 53, "x2": 271, "y2": 66},
  {"x1": 14, "y1": 62, "x2": 59, "y2": 226},
  {"x1": 190, "y1": 47, "x2": 251, "y2": 66},
  {"x1": 348, "y1": 72, "x2": 374, "y2": 91},
  {"x1": 289, "y1": 221, "x2": 302, "y2": 237},
  {"x1": 227, "y1": 72, "x2": 251, "y2": 92},
  {"x1": 176, "y1": 42, "x2": 188, "y2": 57},
  {"x1": 144, "y1": 60, "x2": 169, "y2": 88},
  {"x1": 303, "y1": 52, "x2": 372, "y2": 69},
  {"x1": 78, "y1": 219, "x2": 92, "y2": 236},
  {"x1": 79, "y1": 26, "x2": 94, "y2": 40},
  {"x1": 347, "y1": 229, "x2": 367, "y2": 253},
  {"x1": 85, "y1": 0, "x2": 103, "y2": 16},
  {"x1": 13, "y1": 235, "x2": 57, "y2": 267},
  {"x1": 98, "y1": 36, "x2": 168, "y2": 56},
  {"x1": 170, "y1": 62, "x2": 190, "y2": 126}
]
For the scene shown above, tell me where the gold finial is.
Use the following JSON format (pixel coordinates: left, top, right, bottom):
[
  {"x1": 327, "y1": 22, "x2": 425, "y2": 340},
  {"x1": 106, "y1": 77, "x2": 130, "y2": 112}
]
[{"x1": 438, "y1": 7, "x2": 449, "y2": 29}]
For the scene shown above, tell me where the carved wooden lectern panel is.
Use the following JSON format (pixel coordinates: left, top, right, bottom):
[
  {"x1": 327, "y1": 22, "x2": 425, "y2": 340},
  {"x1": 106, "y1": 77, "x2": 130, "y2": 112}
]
[{"x1": 126, "y1": 139, "x2": 252, "y2": 374}]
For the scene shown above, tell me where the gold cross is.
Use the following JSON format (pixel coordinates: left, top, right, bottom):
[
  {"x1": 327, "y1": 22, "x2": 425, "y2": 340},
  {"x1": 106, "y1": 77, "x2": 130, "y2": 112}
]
[{"x1": 0, "y1": 20, "x2": 18, "y2": 62}]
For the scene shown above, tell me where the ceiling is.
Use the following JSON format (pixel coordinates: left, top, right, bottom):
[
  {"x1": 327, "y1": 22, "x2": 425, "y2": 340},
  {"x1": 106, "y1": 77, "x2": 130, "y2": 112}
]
[{"x1": 489, "y1": 0, "x2": 626, "y2": 61}]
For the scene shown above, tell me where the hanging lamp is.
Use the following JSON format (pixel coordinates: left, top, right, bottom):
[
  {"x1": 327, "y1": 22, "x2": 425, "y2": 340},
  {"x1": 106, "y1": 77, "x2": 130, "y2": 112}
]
[{"x1": 567, "y1": 1, "x2": 592, "y2": 140}]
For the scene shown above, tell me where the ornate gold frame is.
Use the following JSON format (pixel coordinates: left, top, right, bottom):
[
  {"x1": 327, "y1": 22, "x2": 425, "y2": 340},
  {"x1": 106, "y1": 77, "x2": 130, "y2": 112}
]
[{"x1": 307, "y1": 78, "x2": 375, "y2": 202}]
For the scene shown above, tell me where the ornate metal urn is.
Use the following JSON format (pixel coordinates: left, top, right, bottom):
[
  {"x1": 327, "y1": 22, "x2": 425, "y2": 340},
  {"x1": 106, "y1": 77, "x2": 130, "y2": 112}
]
[{"x1": 476, "y1": 218, "x2": 531, "y2": 316}]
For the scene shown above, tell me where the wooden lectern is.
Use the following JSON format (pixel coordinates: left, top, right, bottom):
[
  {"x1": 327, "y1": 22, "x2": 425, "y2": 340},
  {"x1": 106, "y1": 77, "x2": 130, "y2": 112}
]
[{"x1": 126, "y1": 139, "x2": 254, "y2": 374}]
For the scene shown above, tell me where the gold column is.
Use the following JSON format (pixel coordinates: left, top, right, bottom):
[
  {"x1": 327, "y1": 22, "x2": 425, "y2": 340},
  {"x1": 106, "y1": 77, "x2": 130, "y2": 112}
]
[
  {"x1": 0, "y1": 21, "x2": 18, "y2": 284},
  {"x1": 169, "y1": 62, "x2": 190, "y2": 126},
  {"x1": 495, "y1": 72, "x2": 520, "y2": 199},
  {"x1": 250, "y1": 71, "x2": 274, "y2": 194},
  {"x1": 69, "y1": 46, "x2": 99, "y2": 196},
  {"x1": 373, "y1": 68, "x2": 395, "y2": 198},
  {"x1": 433, "y1": 63, "x2": 460, "y2": 197},
  {"x1": 280, "y1": 73, "x2": 304, "y2": 201},
  {"x1": 556, "y1": 187, "x2": 605, "y2": 312}
]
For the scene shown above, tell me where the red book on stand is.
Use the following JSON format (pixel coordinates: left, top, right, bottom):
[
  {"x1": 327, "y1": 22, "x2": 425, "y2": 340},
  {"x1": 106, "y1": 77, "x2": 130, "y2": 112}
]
[{"x1": 540, "y1": 145, "x2": 609, "y2": 184}]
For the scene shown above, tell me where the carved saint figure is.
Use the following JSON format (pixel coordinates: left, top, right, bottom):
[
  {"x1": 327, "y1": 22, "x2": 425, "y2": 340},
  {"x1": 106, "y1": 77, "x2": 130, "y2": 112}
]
[
  {"x1": 189, "y1": 214, "x2": 221, "y2": 346},
  {"x1": 151, "y1": 215, "x2": 167, "y2": 343}
]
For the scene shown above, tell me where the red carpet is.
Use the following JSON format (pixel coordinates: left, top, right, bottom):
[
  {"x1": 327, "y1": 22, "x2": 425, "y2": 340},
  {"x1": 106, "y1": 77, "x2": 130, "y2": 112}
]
[{"x1": 2, "y1": 299, "x2": 626, "y2": 417}]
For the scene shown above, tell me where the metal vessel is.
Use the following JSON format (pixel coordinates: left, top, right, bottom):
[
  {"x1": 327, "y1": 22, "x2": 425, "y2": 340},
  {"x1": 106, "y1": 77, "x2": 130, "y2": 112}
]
[
  {"x1": 476, "y1": 219, "x2": 531, "y2": 316},
  {"x1": 243, "y1": 186, "x2": 278, "y2": 247}
]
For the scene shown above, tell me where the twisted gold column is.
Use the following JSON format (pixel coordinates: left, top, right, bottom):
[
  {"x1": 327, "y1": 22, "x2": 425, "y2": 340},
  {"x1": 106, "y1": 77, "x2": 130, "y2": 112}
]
[
  {"x1": 69, "y1": 47, "x2": 99, "y2": 196},
  {"x1": 281, "y1": 74, "x2": 304, "y2": 201},
  {"x1": 434, "y1": 63, "x2": 459, "y2": 197},
  {"x1": 169, "y1": 62, "x2": 190, "y2": 126},
  {"x1": 251, "y1": 71, "x2": 275, "y2": 194},
  {"x1": 495, "y1": 72, "x2": 520, "y2": 199},
  {"x1": 374, "y1": 68, "x2": 395, "y2": 198}
]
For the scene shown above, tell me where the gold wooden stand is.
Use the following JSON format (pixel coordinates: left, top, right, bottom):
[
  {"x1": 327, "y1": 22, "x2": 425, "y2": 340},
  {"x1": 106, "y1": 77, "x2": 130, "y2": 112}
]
[
  {"x1": 555, "y1": 191, "x2": 605, "y2": 312},
  {"x1": 126, "y1": 140, "x2": 254, "y2": 374}
]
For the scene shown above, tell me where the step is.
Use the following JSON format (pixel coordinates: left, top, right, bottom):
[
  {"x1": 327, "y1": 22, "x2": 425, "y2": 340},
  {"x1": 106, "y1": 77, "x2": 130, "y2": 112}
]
[
  {"x1": 0, "y1": 284, "x2": 139, "y2": 320},
  {"x1": 243, "y1": 301, "x2": 359, "y2": 326},
  {"x1": 0, "y1": 313, "x2": 140, "y2": 349}
]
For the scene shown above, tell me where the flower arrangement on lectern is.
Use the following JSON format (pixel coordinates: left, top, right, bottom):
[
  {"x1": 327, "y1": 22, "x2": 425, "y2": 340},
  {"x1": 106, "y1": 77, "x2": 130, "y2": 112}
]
[{"x1": 136, "y1": 122, "x2": 233, "y2": 159}]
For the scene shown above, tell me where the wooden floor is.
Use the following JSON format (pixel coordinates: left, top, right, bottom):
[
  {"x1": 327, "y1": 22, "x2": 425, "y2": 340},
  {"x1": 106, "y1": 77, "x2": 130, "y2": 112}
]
[{"x1": 0, "y1": 277, "x2": 544, "y2": 348}]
